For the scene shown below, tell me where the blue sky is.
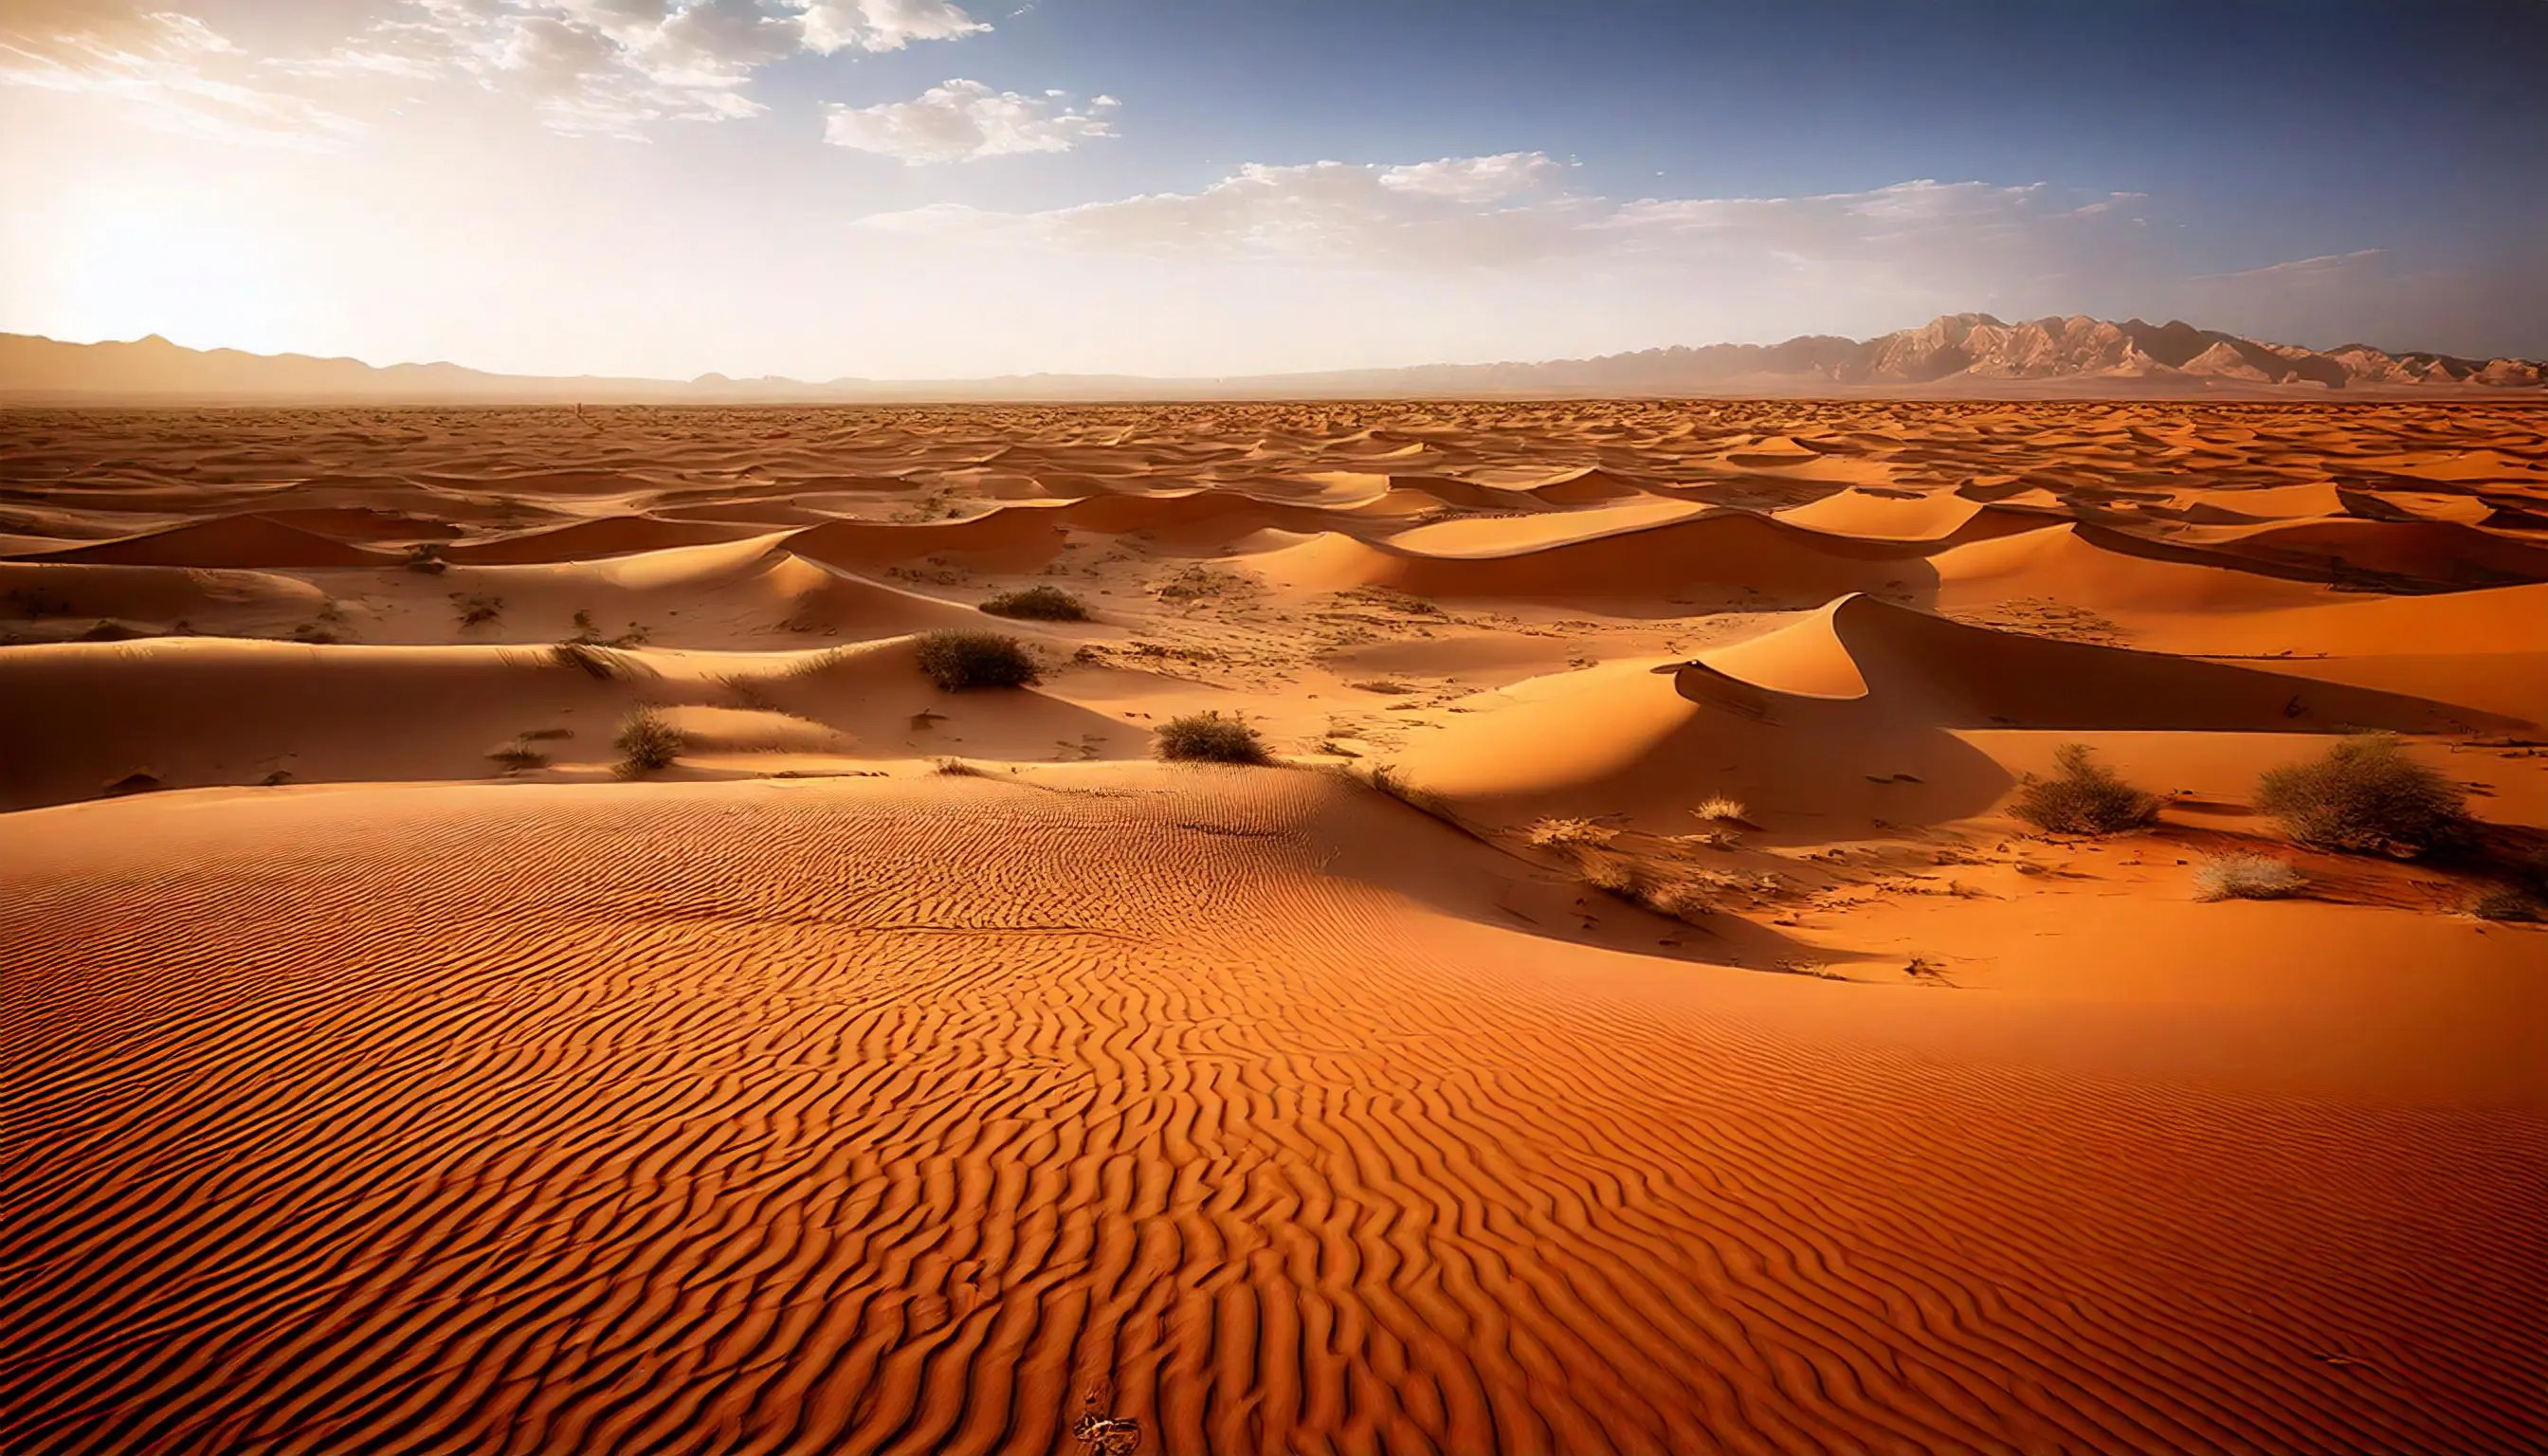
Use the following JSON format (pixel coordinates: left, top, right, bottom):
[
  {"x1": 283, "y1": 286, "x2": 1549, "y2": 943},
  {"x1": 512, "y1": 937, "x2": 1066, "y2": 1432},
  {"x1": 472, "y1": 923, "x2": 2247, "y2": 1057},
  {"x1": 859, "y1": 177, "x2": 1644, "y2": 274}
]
[{"x1": 3, "y1": 0, "x2": 2541, "y2": 377}]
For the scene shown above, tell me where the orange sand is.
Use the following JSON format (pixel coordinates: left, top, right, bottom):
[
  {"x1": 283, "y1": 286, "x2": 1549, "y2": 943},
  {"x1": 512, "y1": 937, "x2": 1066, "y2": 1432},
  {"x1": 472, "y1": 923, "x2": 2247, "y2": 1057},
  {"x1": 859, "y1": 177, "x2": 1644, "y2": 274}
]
[{"x1": 2, "y1": 399, "x2": 2543, "y2": 1452}]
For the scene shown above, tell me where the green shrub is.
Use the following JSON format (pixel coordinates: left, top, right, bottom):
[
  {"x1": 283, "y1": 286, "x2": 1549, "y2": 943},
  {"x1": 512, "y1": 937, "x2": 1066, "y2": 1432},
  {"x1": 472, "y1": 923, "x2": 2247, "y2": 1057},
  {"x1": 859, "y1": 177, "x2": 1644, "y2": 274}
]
[
  {"x1": 2255, "y1": 736, "x2": 2467, "y2": 856},
  {"x1": 613, "y1": 707, "x2": 683, "y2": 775},
  {"x1": 2010, "y1": 743, "x2": 2158, "y2": 835},
  {"x1": 914, "y1": 630, "x2": 1040, "y2": 691},
  {"x1": 1155, "y1": 711, "x2": 1270, "y2": 764},
  {"x1": 980, "y1": 586, "x2": 1088, "y2": 622}
]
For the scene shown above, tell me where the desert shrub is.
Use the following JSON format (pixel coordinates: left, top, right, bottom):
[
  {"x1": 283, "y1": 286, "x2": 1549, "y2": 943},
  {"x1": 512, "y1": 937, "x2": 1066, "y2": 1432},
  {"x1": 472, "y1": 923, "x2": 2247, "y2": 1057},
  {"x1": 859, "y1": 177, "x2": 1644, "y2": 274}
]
[
  {"x1": 2467, "y1": 884, "x2": 2542, "y2": 922},
  {"x1": 1574, "y1": 850, "x2": 1639, "y2": 894},
  {"x1": 453, "y1": 592, "x2": 503, "y2": 628},
  {"x1": 1369, "y1": 761, "x2": 1449, "y2": 816},
  {"x1": 933, "y1": 756, "x2": 987, "y2": 776},
  {"x1": 1691, "y1": 797, "x2": 1748, "y2": 824},
  {"x1": 1633, "y1": 876, "x2": 1718, "y2": 922},
  {"x1": 548, "y1": 641, "x2": 633, "y2": 680},
  {"x1": 914, "y1": 629, "x2": 1040, "y2": 691},
  {"x1": 1573, "y1": 850, "x2": 1712, "y2": 922},
  {"x1": 403, "y1": 543, "x2": 446, "y2": 574},
  {"x1": 1527, "y1": 816, "x2": 1616, "y2": 849},
  {"x1": 2254, "y1": 735, "x2": 2467, "y2": 856},
  {"x1": 487, "y1": 737, "x2": 549, "y2": 771},
  {"x1": 2194, "y1": 855, "x2": 2307, "y2": 901},
  {"x1": 1155, "y1": 712, "x2": 1269, "y2": 764},
  {"x1": 2010, "y1": 743, "x2": 2158, "y2": 835},
  {"x1": 613, "y1": 707, "x2": 683, "y2": 775},
  {"x1": 980, "y1": 585, "x2": 1088, "y2": 622}
]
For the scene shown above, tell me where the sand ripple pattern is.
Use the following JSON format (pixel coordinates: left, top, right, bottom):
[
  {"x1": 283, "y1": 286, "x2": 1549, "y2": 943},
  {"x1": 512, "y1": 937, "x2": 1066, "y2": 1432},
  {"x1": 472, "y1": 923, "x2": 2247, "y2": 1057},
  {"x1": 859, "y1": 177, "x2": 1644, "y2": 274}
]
[{"x1": 4, "y1": 779, "x2": 2544, "y2": 1454}]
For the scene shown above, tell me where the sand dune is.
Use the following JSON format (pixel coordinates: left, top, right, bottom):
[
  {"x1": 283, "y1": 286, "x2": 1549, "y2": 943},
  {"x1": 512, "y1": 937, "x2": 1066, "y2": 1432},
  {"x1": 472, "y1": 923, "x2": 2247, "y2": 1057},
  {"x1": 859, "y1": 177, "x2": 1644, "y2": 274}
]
[
  {"x1": 9, "y1": 514, "x2": 395, "y2": 569},
  {"x1": 6, "y1": 775, "x2": 2542, "y2": 1455},
  {"x1": 1254, "y1": 511, "x2": 1939, "y2": 607},
  {"x1": 1698, "y1": 593, "x2": 2509, "y2": 732},
  {"x1": 441, "y1": 514, "x2": 779, "y2": 564},
  {"x1": 3, "y1": 398, "x2": 2544, "y2": 1453}
]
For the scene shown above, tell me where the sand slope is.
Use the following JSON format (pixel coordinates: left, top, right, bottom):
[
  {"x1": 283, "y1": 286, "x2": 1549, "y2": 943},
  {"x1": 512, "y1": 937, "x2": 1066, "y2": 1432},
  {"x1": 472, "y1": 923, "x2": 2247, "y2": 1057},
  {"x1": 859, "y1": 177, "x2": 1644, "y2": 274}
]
[{"x1": 3, "y1": 775, "x2": 2540, "y2": 1455}]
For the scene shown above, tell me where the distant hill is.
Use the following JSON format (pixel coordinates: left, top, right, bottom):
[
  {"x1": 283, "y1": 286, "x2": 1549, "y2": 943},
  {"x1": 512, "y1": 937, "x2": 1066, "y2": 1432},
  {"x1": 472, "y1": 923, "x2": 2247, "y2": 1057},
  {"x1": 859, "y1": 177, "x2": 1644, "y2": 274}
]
[{"x1": 3, "y1": 315, "x2": 2541, "y2": 404}]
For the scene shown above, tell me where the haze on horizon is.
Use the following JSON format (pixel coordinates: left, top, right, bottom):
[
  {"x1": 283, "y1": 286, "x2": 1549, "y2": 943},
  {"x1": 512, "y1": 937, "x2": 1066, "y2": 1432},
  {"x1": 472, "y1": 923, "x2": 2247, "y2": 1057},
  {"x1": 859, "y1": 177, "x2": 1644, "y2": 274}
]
[{"x1": 4, "y1": 0, "x2": 2542, "y2": 382}]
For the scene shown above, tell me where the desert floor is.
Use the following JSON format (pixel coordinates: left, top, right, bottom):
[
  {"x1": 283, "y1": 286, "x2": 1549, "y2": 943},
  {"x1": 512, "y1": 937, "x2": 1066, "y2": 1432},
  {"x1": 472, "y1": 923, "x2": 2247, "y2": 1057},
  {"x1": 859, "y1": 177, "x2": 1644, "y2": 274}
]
[{"x1": 3, "y1": 399, "x2": 2544, "y2": 1454}]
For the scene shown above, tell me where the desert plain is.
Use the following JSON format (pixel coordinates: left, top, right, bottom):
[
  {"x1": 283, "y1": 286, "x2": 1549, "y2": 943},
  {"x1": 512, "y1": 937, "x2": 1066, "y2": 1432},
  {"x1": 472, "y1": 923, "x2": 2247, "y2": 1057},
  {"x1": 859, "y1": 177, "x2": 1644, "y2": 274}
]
[{"x1": 1, "y1": 397, "x2": 2544, "y2": 1454}]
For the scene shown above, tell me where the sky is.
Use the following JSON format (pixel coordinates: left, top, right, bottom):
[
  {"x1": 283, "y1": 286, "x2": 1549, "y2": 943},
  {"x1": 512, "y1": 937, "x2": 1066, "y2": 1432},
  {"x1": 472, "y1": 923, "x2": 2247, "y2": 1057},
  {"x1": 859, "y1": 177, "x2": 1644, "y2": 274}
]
[{"x1": 2, "y1": 0, "x2": 2543, "y2": 380}]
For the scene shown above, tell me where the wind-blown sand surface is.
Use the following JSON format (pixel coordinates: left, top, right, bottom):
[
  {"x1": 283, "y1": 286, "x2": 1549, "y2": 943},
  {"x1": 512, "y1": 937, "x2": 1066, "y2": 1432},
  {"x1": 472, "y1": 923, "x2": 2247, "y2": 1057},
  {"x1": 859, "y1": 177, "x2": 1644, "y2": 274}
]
[{"x1": 4, "y1": 399, "x2": 2545, "y2": 1452}]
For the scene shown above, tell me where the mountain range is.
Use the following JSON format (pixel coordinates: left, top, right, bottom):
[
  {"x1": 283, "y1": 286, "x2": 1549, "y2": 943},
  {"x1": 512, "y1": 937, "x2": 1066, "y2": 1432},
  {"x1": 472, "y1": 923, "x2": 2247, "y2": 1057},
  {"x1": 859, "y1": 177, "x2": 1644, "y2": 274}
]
[{"x1": 3, "y1": 314, "x2": 2541, "y2": 404}]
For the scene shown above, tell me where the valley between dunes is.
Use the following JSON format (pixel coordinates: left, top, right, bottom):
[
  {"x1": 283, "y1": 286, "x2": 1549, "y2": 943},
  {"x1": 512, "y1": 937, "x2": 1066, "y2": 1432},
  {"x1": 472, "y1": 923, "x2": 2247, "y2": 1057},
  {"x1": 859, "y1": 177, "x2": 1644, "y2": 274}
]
[{"x1": 3, "y1": 399, "x2": 2545, "y2": 1453}]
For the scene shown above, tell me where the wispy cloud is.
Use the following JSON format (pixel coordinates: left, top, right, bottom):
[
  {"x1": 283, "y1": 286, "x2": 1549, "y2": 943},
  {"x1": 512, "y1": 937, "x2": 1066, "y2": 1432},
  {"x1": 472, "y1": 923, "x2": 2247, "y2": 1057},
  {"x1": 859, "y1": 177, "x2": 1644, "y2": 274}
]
[
  {"x1": 861, "y1": 153, "x2": 2145, "y2": 285},
  {"x1": 0, "y1": 2, "x2": 363, "y2": 145},
  {"x1": 821, "y1": 80, "x2": 1119, "y2": 163},
  {"x1": 1, "y1": 0, "x2": 1003, "y2": 143}
]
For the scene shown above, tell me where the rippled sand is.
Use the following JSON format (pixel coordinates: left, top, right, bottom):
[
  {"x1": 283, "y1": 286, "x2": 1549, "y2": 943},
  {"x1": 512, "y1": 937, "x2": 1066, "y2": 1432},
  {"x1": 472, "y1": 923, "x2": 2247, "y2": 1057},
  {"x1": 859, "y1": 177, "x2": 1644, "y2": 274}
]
[{"x1": 5, "y1": 399, "x2": 2544, "y2": 1452}]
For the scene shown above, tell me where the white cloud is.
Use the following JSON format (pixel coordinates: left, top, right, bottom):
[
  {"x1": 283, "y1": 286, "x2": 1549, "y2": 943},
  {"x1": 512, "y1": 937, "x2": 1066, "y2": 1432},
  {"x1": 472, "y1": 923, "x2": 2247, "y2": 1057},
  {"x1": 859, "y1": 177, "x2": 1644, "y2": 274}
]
[
  {"x1": 9, "y1": 0, "x2": 1003, "y2": 143},
  {"x1": 0, "y1": 2, "x2": 363, "y2": 145},
  {"x1": 863, "y1": 153, "x2": 1611, "y2": 264},
  {"x1": 792, "y1": 0, "x2": 990, "y2": 54},
  {"x1": 820, "y1": 79, "x2": 1118, "y2": 163},
  {"x1": 857, "y1": 153, "x2": 2138, "y2": 287},
  {"x1": 1376, "y1": 152, "x2": 1569, "y2": 203}
]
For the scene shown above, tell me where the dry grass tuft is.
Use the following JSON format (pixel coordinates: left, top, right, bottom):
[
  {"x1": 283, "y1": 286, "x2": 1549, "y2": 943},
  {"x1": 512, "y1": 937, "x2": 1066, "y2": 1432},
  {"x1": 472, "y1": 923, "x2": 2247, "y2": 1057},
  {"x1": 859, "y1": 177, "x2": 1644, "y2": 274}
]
[
  {"x1": 2010, "y1": 743, "x2": 2158, "y2": 836},
  {"x1": 1527, "y1": 816, "x2": 1617, "y2": 849},
  {"x1": 548, "y1": 641, "x2": 633, "y2": 681},
  {"x1": 487, "y1": 737, "x2": 550, "y2": 771},
  {"x1": 2255, "y1": 735, "x2": 2468, "y2": 857},
  {"x1": 1690, "y1": 797, "x2": 1748, "y2": 824},
  {"x1": 980, "y1": 585, "x2": 1088, "y2": 621},
  {"x1": 1572, "y1": 850, "x2": 1715, "y2": 923},
  {"x1": 612, "y1": 707, "x2": 683, "y2": 776},
  {"x1": 1368, "y1": 761, "x2": 1451, "y2": 817},
  {"x1": 933, "y1": 756, "x2": 989, "y2": 777},
  {"x1": 1154, "y1": 712, "x2": 1270, "y2": 764},
  {"x1": 2193, "y1": 855, "x2": 2308, "y2": 901},
  {"x1": 915, "y1": 630, "x2": 1041, "y2": 691}
]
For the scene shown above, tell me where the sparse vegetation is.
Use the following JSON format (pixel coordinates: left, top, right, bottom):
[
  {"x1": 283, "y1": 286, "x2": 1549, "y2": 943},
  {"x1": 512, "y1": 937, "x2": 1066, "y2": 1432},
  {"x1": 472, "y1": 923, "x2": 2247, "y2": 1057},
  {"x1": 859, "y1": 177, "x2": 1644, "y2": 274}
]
[
  {"x1": 1350, "y1": 679, "x2": 1420, "y2": 695},
  {"x1": 2254, "y1": 735, "x2": 2469, "y2": 856},
  {"x1": 2193, "y1": 855, "x2": 2308, "y2": 901},
  {"x1": 548, "y1": 641, "x2": 634, "y2": 680},
  {"x1": 1527, "y1": 816, "x2": 1617, "y2": 849},
  {"x1": 1368, "y1": 761, "x2": 1450, "y2": 816},
  {"x1": 612, "y1": 707, "x2": 683, "y2": 775},
  {"x1": 1570, "y1": 849, "x2": 1715, "y2": 923},
  {"x1": 403, "y1": 543, "x2": 446, "y2": 574},
  {"x1": 453, "y1": 592, "x2": 503, "y2": 628},
  {"x1": 2009, "y1": 743, "x2": 2159, "y2": 836},
  {"x1": 1676, "y1": 828, "x2": 1744, "y2": 850},
  {"x1": 980, "y1": 585, "x2": 1088, "y2": 621},
  {"x1": 914, "y1": 629, "x2": 1041, "y2": 691},
  {"x1": 1691, "y1": 797, "x2": 1749, "y2": 825},
  {"x1": 487, "y1": 737, "x2": 550, "y2": 771},
  {"x1": 712, "y1": 672, "x2": 776, "y2": 711},
  {"x1": 933, "y1": 756, "x2": 988, "y2": 777},
  {"x1": 1154, "y1": 711, "x2": 1270, "y2": 764},
  {"x1": 570, "y1": 609, "x2": 652, "y2": 648}
]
